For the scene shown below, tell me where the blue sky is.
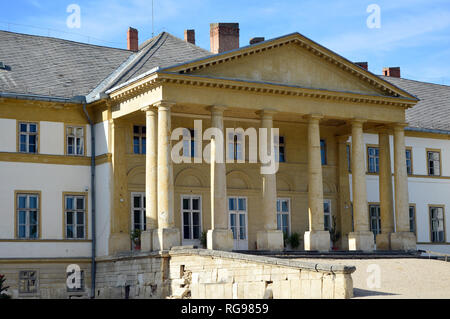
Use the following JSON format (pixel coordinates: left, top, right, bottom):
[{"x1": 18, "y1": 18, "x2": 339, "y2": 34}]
[{"x1": 1, "y1": 0, "x2": 450, "y2": 84}]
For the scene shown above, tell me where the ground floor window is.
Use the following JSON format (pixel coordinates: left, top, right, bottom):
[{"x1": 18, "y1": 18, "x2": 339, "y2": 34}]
[
  {"x1": 323, "y1": 200, "x2": 332, "y2": 231},
  {"x1": 19, "y1": 270, "x2": 38, "y2": 294},
  {"x1": 276, "y1": 198, "x2": 290, "y2": 235},
  {"x1": 131, "y1": 193, "x2": 146, "y2": 231},
  {"x1": 369, "y1": 204, "x2": 381, "y2": 238},
  {"x1": 430, "y1": 206, "x2": 445, "y2": 243},
  {"x1": 409, "y1": 205, "x2": 416, "y2": 235},
  {"x1": 228, "y1": 197, "x2": 248, "y2": 250},
  {"x1": 64, "y1": 195, "x2": 86, "y2": 239},
  {"x1": 16, "y1": 193, "x2": 39, "y2": 239},
  {"x1": 181, "y1": 195, "x2": 202, "y2": 242}
]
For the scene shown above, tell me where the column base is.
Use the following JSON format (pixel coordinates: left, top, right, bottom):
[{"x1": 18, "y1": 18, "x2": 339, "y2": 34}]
[
  {"x1": 108, "y1": 233, "x2": 131, "y2": 255},
  {"x1": 348, "y1": 231, "x2": 375, "y2": 252},
  {"x1": 207, "y1": 229, "x2": 234, "y2": 251},
  {"x1": 390, "y1": 232, "x2": 416, "y2": 251},
  {"x1": 375, "y1": 233, "x2": 392, "y2": 250},
  {"x1": 141, "y1": 230, "x2": 153, "y2": 252},
  {"x1": 304, "y1": 230, "x2": 330, "y2": 252},
  {"x1": 256, "y1": 230, "x2": 284, "y2": 251},
  {"x1": 152, "y1": 228, "x2": 181, "y2": 251}
]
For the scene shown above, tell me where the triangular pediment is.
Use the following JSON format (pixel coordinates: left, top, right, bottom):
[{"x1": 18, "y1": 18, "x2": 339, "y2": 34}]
[{"x1": 164, "y1": 33, "x2": 416, "y2": 100}]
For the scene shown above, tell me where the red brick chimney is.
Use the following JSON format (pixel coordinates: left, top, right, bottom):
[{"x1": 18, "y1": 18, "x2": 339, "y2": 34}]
[
  {"x1": 127, "y1": 27, "x2": 139, "y2": 52},
  {"x1": 383, "y1": 67, "x2": 401, "y2": 78},
  {"x1": 184, "y1": 29, "x2": 195, "y2": 45},
  {"x1": 210, "y1": 23, "x2": 239, "y2": 54},
  {"x1": 355, "y1": 62, "x2": 368, "y2": 70}
]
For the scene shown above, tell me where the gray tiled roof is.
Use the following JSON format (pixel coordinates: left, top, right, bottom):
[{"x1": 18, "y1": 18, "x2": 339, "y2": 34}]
[
  {"x1": 0, "y1": 30, "x2": 133, "y2": 99},
  {"x1": 381, "y1": 76, "x2": 450, "y2": 132}
]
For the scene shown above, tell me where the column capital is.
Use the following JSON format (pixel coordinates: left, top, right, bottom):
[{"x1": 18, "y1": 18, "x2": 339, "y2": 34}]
[
  {"x1": 209, "y1": 105, "x2": 227, "y2": 115},
  {"x1": 256, "y1": 109, "x2": 277, "y2": 119},
  {"x1": 154, "y1": 100, "x2": 176, "y2": 109},
  {"x1": 350, "y1": 118, "x2": 367, "y2": 127},
  {"x1": 305, "y1": 113, "x2": 324, "y2": 122},
  {"x1": 141, "y1": 105, "x2": 157, "y2": 112},
  {"x1": 392, "y1": 122, "x2": 408, "y2": 131}
]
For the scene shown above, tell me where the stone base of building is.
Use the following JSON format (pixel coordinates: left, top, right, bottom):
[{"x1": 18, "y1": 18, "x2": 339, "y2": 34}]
[
  {"x1": 304, "y1": 230, "x2": 330, "y2": 252},
  {"x1": 376, "y1": 233, "x2": 392, "y2": 250},
  {"x1": 207, "y1": 229, "x2": 234, "y2": 251},
  {"x1": 141, "y1": 230, "x2": 153, "y2": 251},
  {"x1": 390, "y1": 232, "x2": 417, "y2": 251},
  {"x1": 109, "y1": 233, "x2": 131, "y2": 254},
  {"x1": 152, "y1": 228, "x2": 181, "y2": 251},
  {"x1": 348, "y1": 231, "x2": 375, "y2": 251},
  {"x1": 256, "y1": 230, "x2": 284, "y2": 251}
]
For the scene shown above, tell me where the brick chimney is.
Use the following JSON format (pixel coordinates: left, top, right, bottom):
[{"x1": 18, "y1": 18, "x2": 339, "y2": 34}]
[
  {"x1": 210, "y1": 23, "x2": 239, "y2": 54},
  {"x1": 355, "y1": 62, "x2": 368, "y2": 70},
  {"x1": 127, "y1": 27, "x2": 139, "y2": 52},
  {"x1": 184, "y1": 29, "x2": 195, "y2": 45},
  {"x1": 383, "y1": 67, "x2": 401, "y2": 78},
  {"x1": 249, "y1": 37, "x2": 265, "y2": 45}
]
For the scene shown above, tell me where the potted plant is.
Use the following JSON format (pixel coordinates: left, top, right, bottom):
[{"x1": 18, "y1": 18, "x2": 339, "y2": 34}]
[
  {"x1": 130, "y1": 229, "x2": 142, "y2": 251},
  {"x1": 0, "y1": 274, "x2": 11, "y2": 299},
  {"x1": 329, "y1": 216, "x2": 341, "y2": 250},
  {"x1": 288, "y1": 233, "x2": 300, "y2": 250}
]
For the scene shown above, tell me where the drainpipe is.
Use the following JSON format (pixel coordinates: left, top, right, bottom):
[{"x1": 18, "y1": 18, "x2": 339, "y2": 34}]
[{"x1": 78, "y1": 96, "x2": 97, "y2": 299}]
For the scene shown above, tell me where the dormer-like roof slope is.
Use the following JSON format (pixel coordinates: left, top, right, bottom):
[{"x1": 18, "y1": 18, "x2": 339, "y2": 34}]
[
  {"x1": 381, "y1": 76, "x2": 450, "y2": 132},
  {"x1": 0, "y1": 30, "x2": 133, "y2": 99}
]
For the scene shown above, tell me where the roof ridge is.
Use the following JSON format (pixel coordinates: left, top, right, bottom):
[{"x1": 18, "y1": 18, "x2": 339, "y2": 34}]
[
  {"x1": 0, "y1": 29, "x2": 129, "y2": 52},
  {"x1": 380, "y1": 75, "x2": 450, "y2": 89}
]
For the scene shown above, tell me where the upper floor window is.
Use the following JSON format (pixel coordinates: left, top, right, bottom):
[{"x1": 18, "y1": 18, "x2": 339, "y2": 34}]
[
  {"x1": 16, "y1": 193, "x2": 39, "y2": 239},
  {"x1": 346, "y1": 143, "x2": 351, "y2": 172},
  {"x1": 367, "y1": 146, "x2": 379, "y2": 173},
  {"x1": 19, "y1": 122, "x2": 38, "y2": 153},
  {"x1": 228, "y1": 132, "x2": 243, "y2": 161},
  {"x1": 406, "y1": 148, "x2": 413, "y2": 175},
  {"x1": 183, "y1": 129, "x2": 197, "y2": 159},
  {"x1": 66, "y1": 126, "x2": 84, "y2": 156},
  {"x1": 320, "y1": 139, "x2": 327, "y2": 165},
  {"x1": 427, "y1": 150, "x2": 441, "y2": 176},
  {"x1": 430, "y1": 206, "x2": 445, "y2": 243},
  {"x1": 65, "y1": 195, "x2": 86, "y2": 239},
  {"x1": 133, "y1": 125, "x2": 146, "y2": 155},
  {"x1": 276, "y1": 198, "x2": 290, "y2": 235},
  {"x1": 274, "y1": 136, "x2": 286, "y2": 163}
]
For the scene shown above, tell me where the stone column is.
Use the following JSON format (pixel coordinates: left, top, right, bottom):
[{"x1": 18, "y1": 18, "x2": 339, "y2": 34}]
[
  {"x1": 348, "y1": 119, "x2": 374, "y2": 251},
  {"x1": 207, "y1": 106, "x2": 234, "y2": 251},
  {"x1": 141, "y1": 106, "x2": 158, "y2": 251},
  {"x1": 152, "y1": 101, "x2": 180, "y2": 250},
  {"x1": 256, "y1": 110, "x2": 284, "y2": 251},
  {"x1": 391, "y1": 124, "x2": 416, "y2": 250},
  {"x1": 304, "y1": 114, "x2": 330, "y2": 252},
  {"x1": 337, "y1": 136, "x2": 352, "y2": 251},
  {"x1": 376, "y1": 129, "x2": 395, "y2": 250}
]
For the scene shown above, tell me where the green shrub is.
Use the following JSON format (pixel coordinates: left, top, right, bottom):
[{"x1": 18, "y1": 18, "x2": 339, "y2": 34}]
[
  {"x1": 200, "y1": 231, "x2": 207, "y2": 248},
  {"x1": 288, "y1": 233, "x2": 300, "y2": 249},
  {"x1": 0, "y1": 274, "x2": 11, "y2": 299}
]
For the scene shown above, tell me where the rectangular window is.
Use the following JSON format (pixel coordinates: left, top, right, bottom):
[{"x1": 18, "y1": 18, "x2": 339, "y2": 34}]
[
  {"x1": 181, "y1": 195, "x2": 202, "y2": 242},
  {"x1": 16, "y1": 193, "x2": 39, "y2": 239},
  {"x1": 346, "y1": 143, "x2": 351, "y2": 172},
  {"x1": 228, "y1": 132, "x2": 244, "y2": 161},
  {"x1": 276, "y1": 198, "x2": 290, "y2": 235},
  {"x1": 430, "y1": 206, "x2": 445, "y2": 243},
  {"x1": 19, "y1": 270, "x2": 38, "y2": 294},
  {"x1": 182, "y1": 129, "x2": 197, "y2": 159},
  {"x1": 369, "y1": 204, "x2": 381, "y2": 238},
  {"x1": 427, "y1": 150, "x2": 441, "y2": 176},
  {"x1": 131, "y1": 193, "x2": 146, "y2": 232},
  {"x1": 65, "y1": 195, "x2": 86, "y2": 239},
  {"x1": 324, "y1": 200, "x2": 331, "y2": 231},
  {"x1": 133, "y1": 126, "x2": 146, "y2": 155},
  {"x1": 66, "y1": 126, "x2": 84, "y2": 156},
  {"x1": 19, "y1": 122, "x2": 38, "y2": 153},
  {"x1": 406, "y1": 148, "x2": 413, "y2": 175},
  {"x1": 274, "y1": 136, "x2": 286, "y2": 163},
  {"x1": 367, "y1": 146, "x2": 379, "y2": 173},
  {"x1": 409, "y1": 205, "x2": 416, "y2": 235},
  {"x1": 66, "y1": 270, "x2": 85, "y2": 293},
  {"x1": 320, "y1": 139, "x2": 327, "y2": 165}
]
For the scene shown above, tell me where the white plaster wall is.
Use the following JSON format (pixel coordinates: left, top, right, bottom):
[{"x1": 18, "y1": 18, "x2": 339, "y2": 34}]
[
  {"x1": 94, "y1": 121, "x2": 109, "y2": 156},
  {"x1": 39, "y1": 121, "x2": 64, "y2": 155},
  {"x1": 0, "y1": 118, "x2": 16, "y2": 152},
  {"x1": 94, "y1": 163, "x2": 111, "y2": 257},
  {"x1": 0, "y1": 162, "x2": 91, "y2": 257}
]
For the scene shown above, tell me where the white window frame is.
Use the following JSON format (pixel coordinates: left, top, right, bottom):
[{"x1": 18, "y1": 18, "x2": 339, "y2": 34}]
[
  {"x1": 430, "y1": 206, "x2": 445, "y2": 243},
  {"x1": 64, "y1": 195, "x2": 86, "y2": 240},
  {"x1": 324, "y1": 199, "x2": 332, "y2": 231},
  {"x1": 131, "y1": 192, "x2": 146, "y2": 232},
  {"x1": 19, "y1": 122, "x2": 38, "y2": 154},
  {"x1": 66, "y1": 126, "x2": 85, "y2": 156},
  {"x1": 367, "y1": 146, "x2": 379, "y2": 173},
  {"x1": 228, "y1": 196, "x2": 249, "y2": 250},
  {"x1": 427, "y1": 151, "x2": 441, "y2": 176},
  {"x1": 181, "y1": 195, "x2": 202, "y2": 244},
  {"x1": 369, "y1": 204, "x2": 381, "y2": 237},
  {"x1": 227, "y1": 132, "x2": 244, "y2": 162},
  {"x1": 17, "y1": 193, "x2": 39, "y2": 239},
  {"x1": 19, "y1": 270, "x2": 38, "y2": 294},
  {"x1": 276, "y1": 198, "x2": 291, "y2": 235}
]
